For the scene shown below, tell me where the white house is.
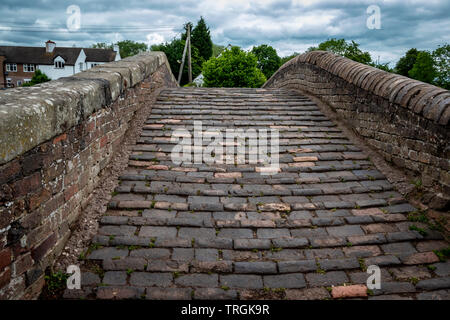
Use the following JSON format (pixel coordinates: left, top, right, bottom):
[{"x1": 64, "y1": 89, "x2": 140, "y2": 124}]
[{"x1": 0, "y1": 40, "x2": 121, "y2": 88}]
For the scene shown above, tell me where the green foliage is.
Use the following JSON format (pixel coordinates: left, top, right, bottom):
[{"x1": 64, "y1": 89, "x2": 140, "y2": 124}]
[
  {"x1": 213, "y1": 44, "x2": 225, "y2": 57},
  {"x1": 368, "y1": 61, "x2": 394, "y2": 72},
  {"x1": 44, "y1": 271, "x2": 69, "y2": 295},
  {"x1": 432, "y1": 44, "x2": 450, "y2": 89},
  {"x1": 191, "y1": 17, "x2": 213, "y2": 61},
  {"x1": 408, "y1": 51, "x2": 437, "y2": 84},
  {"x1": 202, "y1": 46, "x2": 266, "y2": 88},
  {"x1": 151, "y1": 18, "x2": 213, "y2": 85},
  {"x1": 280, "y1": 53, "x2": 300, "y2": 65},
  {"x1": 92, "y1": 40, "x2": 147, "y2": 58},
  {"x1": 22, "y1": 69, "x2": 51, "y2": 87},
  {"x1": 433, "y1": 247, "x2": 450, "y2": 262},
  {"x1": 407, "y1": 211, "x2": 429, "y2": 223},
  {"x1": 251, "y1": 44, "x2": 282, "y2": 79},
  {"x1": 308, "y1": 38, "x2": 372, "y2": 64},
  {"x1": 116, "y1": 40, "x2": 148, "y2": 58},
  {"x1": 151, "y1": 38, "x2": 204, "y2": 85},
  {"x1": 92, "y1": 42, "x2": 112, "y2": 49},
  {"x1": 408, "y1": 224, "x2": 428, "y2": 236},
  {"x1": 395, "y1": 48, "x2": 420, "y2": 76},
  {"x1": 394, "y1": 44, "x2": 449, "y2": 89}
]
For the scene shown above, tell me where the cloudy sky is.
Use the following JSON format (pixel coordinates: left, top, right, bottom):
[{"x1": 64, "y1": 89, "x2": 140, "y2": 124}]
[{"x1": 1, "y1": 0, "x2": 449, "y2": 66}]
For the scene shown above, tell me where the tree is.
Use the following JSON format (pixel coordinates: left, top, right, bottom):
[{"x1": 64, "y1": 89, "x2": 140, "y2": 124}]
[
  {"x1": 280, "y1": 53, "x2": 300, "y2": 65},
  {"x1": 202, "y1": 46, "x2": 266, "y2": 88},
  {"x1": 191, "y1": 17, "x2": 213, "y2": 61},
  {"x1": 116, "y1": 40, "x2": 147, "y2": 58},
  {"x1": 368, "y1": 61, "x2": 393, "y2": 73},
  {"x1": 408, "y1": 51, "x2": 437, "y2": 84},
  {"x1": 92, "y1": 41, "x2": 147, "y2": 58},
  {"x1": 395, "y1": 48, "x2": 419, "y2": 77},
  {"x1": 92, "y1": 42, "x2": 112, "y2": 49},
  {"x1": 22, "y1": 69, "x2": 51, "y2": 87},
  {"x1": 251, "y1": 44, "x2": 281, "y2": 79},
  {"x1": 308, "y1": 38, "x2": 372, "y2": 64},
  {"x1": 151, "y1": 38, "x2": 204, "y2": 85},
  {"x1": 212, "y1": 44, "x2": 225, "y2": 57},
  {"x1": 432, "y1": 44, "x2": 450, "y2": 89}
]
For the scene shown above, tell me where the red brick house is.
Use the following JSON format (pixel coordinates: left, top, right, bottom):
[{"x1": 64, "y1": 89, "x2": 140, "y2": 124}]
[{"x1": 0, "y1": 41, "x2": 120, "y2": 88}]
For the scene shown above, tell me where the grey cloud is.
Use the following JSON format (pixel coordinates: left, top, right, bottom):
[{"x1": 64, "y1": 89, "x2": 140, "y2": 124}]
[{"x1": 0, "y1": 0, "x2": 448, "y2": 65}]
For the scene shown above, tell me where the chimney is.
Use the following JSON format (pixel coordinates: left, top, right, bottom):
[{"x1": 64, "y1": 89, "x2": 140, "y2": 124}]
[{"x1": 45, "y1": 40, "x2": 56, "y2": 53}]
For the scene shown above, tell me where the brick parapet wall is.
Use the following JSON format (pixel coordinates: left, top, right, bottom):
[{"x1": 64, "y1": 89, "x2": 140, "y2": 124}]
[
  {"x1": 264, "y1": 51, "x2": 449, "y2": 208},
  {"x1": 0, "y1": 52, "x2": 177, "y2": 299}
]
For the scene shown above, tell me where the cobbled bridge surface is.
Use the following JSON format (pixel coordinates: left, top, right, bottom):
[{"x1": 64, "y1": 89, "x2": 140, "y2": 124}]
[{"x1": 0, "y1": 51, "x2": 449, "y2": 300}]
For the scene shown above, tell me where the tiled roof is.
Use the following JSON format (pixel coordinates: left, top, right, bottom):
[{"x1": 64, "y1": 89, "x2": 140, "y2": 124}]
[{"x1": 0, "y1": 46, "x2": 116, "y2": 65}]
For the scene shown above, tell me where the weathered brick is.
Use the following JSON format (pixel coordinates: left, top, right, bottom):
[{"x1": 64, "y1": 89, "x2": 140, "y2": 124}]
[
  {"x1": 146, "y1": 260, "x2": 189, "y2": 273},
  {"x1": 319, "y1": 258, "x2": 359, "y2": 271},
  {"x1": 402, "y1": 252, "x2": 440, "y2": 265},
  {"x1": 365, "y1": 255, "x2": 401, "y2": 267},
  {"x1": 0, "y1": 248, "x2": 11, "y2": 271},
  {"x1": 372, "y1": 282, "x2": 416, "y2": 295},
  {"x1": 234, "y1": 262, "x2": 277, "y2": 274},
  {"x1": 272, "y1": 238, "x2": 309, "y2": 248},
  {"x1": 347, "y1": 233, "x2": 386, "y2": 245},
  {"x1": 310, "y1": 237, "x2": 346, "y2": 248},
  {"x1": 285, "y1": 287, "x2": 330, "y2": 300},
  {"x1": 234, "y1": 239, "x2": 271, "y2": 250},
  {"x1": 343, "y1": 245, "x2": 381, "y2": 258},
  {"x1": 433, "y1": 262, "x2": 450, "y2": 277},
  {"x1": 194, "y1": 288, "x2": 238, "y2": 300},
  {"x1": 146, "y1": 287, "x2": 192, "y2": 300},
  {"x1": 31, "y1": 233, "x2": 57, "y2": 262},
  {"x1": 97, "y1": 286, "x2": 145, "y2": 299},
  {"x1": 191, "y1": 261, "x2": 233, "y2": 273},
  {"x1": 416, "y1": 277, "x2": 450, "y2": 291},
  {"x1": 305, "y1": 271, "x2": 349, "y2": 287},
  {"x1": 130, "y1": 272, "x2": 173, "y2": 287},
  {"x1": 220, "y1": 275, "x2": 263, "y2": 289},
  {"x1": 263, "y1": 274, "x2": 306, "y2": 289},
  {"x1": 278, "y1": 260, "x2": 317, "y2": 273},
  {"x1": 327, "y1": 225, "x2": 364, "y2": 237},
  {"x1": 130, "y1": 248, "x2": 171, "y2": 260},
  {"x1": 12, "y1": 172, "x2": 41, "y2": 197},
  {"x1": 0, "y1": 267, "x2": 11, "y2": 288},
  {"x1": 81, "y1": 272, "x2": 101, "y2": 286},
  {"x1": 416, "y1": 290, "x2": 450, "y2": 300},
  {"x1": 88, "y1": 247, "x2": 128, "y2": 260},
  {"x1": 389, "y1": 266, "x2": 431, "y2": 281},
  {"x1": 174, "y1": 273, "x2": 218, "y2": 287},
  {"x1": 332, "y1": 284, "x2": 367, "y2": 299},
  {"x1": 103, "y1": 271, "x2": 127, "y2": 286},
  {"x1": 362, "y1": 223, "x2": 399, "y2": 234},
  {"x1": 257, "y1": 228, "x2": 290, "y2": 239}
]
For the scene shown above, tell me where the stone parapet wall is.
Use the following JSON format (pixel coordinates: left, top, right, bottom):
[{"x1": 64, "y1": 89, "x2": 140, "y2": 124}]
[
  {"x1": 264, "y1": 51, "x2": 449, "y2": 208},
  {"x1": 0, "y1": 52, "x2": 177, "y2": 299}
]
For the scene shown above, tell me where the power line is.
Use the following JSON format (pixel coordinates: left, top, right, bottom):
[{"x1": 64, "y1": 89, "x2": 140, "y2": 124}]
[
  {"x1": 0, "y1": 28, "x2": 183, "y2": 34},
  {"x1": 0, "y1": 21, "x2": 179, "y2": 28},
  {"x1": 0, "y1": 22, "x2": 183, "y2": 33}
]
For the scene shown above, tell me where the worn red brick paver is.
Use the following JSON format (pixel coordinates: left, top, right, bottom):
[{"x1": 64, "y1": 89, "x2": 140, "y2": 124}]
[{"x1": 73, "y1": 88, "x2": 449, "y2": 300}]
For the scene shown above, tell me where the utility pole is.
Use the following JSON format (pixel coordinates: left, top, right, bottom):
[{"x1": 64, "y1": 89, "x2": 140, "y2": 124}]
[
  {"x1": 178, "y1": 24, "x2": 192, "y2": 85},
  {"x1": 178, "y1": 27, "x2": 189, "y2": 85},
  {"x1": 187, "y1": 24, "x2": 192, "y2": 83}
]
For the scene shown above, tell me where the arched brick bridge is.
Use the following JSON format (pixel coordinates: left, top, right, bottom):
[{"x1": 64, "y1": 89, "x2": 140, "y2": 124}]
[{"x1": 0, "y1": 51, "x2": 449, "y2": 300}]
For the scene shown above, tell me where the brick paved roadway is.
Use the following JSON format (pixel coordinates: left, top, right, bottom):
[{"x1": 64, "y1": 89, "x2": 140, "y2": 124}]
[{"x1": 75, "y1": 88, "x2": 449, "y2": 300}]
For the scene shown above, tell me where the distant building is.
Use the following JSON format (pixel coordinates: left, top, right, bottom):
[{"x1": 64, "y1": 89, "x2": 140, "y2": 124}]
[{"x1": 0, "y1": 40, "x2": 121, "y2": 88}]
